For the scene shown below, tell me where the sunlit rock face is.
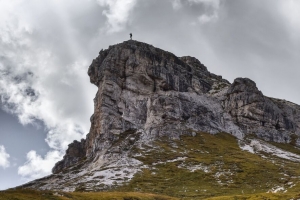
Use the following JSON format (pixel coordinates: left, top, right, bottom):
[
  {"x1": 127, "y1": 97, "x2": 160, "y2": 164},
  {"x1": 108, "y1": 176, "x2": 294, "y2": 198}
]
[{"x1": 24, "y1": 40, "x2": 300, "y2": 191}]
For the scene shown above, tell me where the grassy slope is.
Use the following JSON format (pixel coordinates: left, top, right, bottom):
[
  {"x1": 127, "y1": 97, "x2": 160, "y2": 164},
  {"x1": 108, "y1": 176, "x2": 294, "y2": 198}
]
[
  {"x1": 5, "y1": 132, "x2": 300, "y2": 200},
  {"x1": 2, "y1": 189, "x2": 300, "y2": 200},
  {"x1": 0, "y1": 189, "x2": 178, "y2": 200},
  {"x1": 115, "y1": 132, "x2": 300, "y2": 199},
  {"x1": 205, "y1": 192, "x2": 300, "y2": 200}
]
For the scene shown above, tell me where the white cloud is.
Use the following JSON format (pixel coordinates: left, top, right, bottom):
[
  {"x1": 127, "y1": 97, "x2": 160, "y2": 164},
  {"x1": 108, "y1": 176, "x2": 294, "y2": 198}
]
[
  {"x1": 18, "y1": 150, "x2": 61, "y2": 180},
  {"x1": 0, "y1": 0, "x2": 97, "y2": 180},
  {"x1": 0, "y1": 48, "x2": 91, "y2": 151},
  {"x1": 0, "y1": 145, "x2": 10, "y2": 169},
  {"x1": 0, "y1": 1, "x2": 97, "y2": 149},
  {"x1": 97, "y1": 0, "x2": 137, "y2": 33}
]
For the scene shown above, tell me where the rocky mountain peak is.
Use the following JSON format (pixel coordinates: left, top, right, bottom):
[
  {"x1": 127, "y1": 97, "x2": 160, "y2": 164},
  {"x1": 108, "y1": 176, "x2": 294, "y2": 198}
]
[
  {"x1": 22, "y1": 40, "x2": 300, "y2": 192},
  {"x1": 53, "y1": 40, "x2": 300, "y2": 174},
  {"x1": 228, "y1": 77, "x2": 262, "y2": 95},
  {"x1": 179, "y1": 56, "x2": 208, "y2": 72}
]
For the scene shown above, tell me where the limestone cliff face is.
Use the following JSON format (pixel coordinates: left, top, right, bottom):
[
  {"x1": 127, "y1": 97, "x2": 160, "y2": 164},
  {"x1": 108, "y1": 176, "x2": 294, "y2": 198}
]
[
  {"x1": 50, "y1": 40, "x2": 300, "y2": 179},
  {"x1": 224, "y1": 78, "x2": 300, "y2": 143},
  {"x1": 84, "y1": 40, "x2": 239, "y2": 159}
]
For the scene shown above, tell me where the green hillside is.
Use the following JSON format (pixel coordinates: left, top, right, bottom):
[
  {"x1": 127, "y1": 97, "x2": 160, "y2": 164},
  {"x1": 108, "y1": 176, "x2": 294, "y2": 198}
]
[
  {"x1": 0, "y1": 189, "x2": 178, "y2": 200},
  {"x1": 5, "y1": 132, "x2": 300, "y2": 200},
  {"x1": 115, "y1": 132, "x2": 300, "y2": 199}
]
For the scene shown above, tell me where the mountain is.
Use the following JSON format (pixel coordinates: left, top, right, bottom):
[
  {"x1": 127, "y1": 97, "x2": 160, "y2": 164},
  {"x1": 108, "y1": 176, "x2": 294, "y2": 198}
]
[{"x1": 19, "y1": 40, "x2": 300, "y2": 199}]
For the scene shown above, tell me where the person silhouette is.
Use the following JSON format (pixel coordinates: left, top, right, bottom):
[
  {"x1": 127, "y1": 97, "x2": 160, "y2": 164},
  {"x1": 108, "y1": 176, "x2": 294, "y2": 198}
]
[{"x1": 130, "y1": 33, "x2": 132, "y2": 40}]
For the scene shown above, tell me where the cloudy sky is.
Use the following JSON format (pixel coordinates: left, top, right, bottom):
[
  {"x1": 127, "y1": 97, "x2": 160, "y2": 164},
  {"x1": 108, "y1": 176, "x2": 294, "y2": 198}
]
[{"x1": 0, "y1": 0, "x2": 300, "y2": 190}]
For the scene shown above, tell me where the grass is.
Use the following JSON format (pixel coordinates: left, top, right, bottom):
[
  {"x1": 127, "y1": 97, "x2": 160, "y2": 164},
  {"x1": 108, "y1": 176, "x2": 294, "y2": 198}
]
[
  {"x1": 205, "y1": 191, "x2": 300, "y2": 200},
  {"x1": 0, "y1": 189, "x2": 178, "y2": 200},
  {"x1": 6, "y1": 132, "x2": 300, "y2": 200},
  {"x1": 0, "y1": 189, "x2": 62, "y2": 200},
  {"x1": 114, "y1": 132, "x2": 300, "y2": 199},
  {"x1": 3, "y1": 189, "x2": 300, "y2": 200}
]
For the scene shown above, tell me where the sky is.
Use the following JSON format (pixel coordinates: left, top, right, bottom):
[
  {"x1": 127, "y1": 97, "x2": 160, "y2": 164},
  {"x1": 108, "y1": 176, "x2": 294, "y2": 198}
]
[{"x1": 0, "y1": 0, "x2": 300, "y2": 190}]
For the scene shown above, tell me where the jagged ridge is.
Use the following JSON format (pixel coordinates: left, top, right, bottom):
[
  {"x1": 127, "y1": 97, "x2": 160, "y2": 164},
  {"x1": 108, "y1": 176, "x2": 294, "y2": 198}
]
[{"x1": 20, "y1": 40, "x2": 300, "y2": 196}]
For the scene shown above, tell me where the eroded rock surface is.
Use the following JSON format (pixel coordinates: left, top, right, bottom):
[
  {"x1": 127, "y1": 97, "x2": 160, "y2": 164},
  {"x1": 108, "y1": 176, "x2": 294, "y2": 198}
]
[
  {"x1": 52, "y1": 139, "x2": 86, "y2": 174},
  {"x1": 224, "y1": 78, "x2": 300, "y2": 143},
  {"x1": 53, "y1": 40, "x2": 300, "y2": 175},
  {"x1": 21, "y1": 40, "x2": 300, "y2": 191},
  {"x1": 84, "y1": 40, "x2": 241, "y2": 160}
]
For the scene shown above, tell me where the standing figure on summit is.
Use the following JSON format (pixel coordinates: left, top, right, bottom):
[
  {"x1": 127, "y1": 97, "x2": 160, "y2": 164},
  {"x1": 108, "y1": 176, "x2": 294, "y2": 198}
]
[{"x1": 130, "y1": 33, "x2": 132, "y2": 40}]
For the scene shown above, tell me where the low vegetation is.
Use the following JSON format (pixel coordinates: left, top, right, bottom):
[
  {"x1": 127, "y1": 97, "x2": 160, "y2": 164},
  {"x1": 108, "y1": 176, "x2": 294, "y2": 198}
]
[
  {"x1": 116, "y1": 132, "x2": 300, "y2": 199},
  {"x1": 205, "y1": 191, "x2": 300, "y2": 200},
  {"x1": 4, "y1": 132, "x2": 300, "y2": 199},
  {"x1": 0, "y1": 189, "x2": 178, "y2": 200},
  {"x1": 3, "y1": 188, "x2": 300, "y2": 200}
]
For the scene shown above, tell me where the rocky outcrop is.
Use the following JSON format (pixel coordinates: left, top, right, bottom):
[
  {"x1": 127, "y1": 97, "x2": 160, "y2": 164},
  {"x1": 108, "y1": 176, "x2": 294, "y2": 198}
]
[
  {"x1": 53, "y1": 40, "x2": 300, "y2": 175},
  {"x1": 224, "y1": 78, "x2": 300, "y2": 143},
  {"x1": 85, "y1": 40, "x2": 240, "y2": 159},
  {"x1": 21, "y1": 40, "x2": 300, "y2": 191},
  {"x1": 52, "y1": 139, "x2": 86, "y2": 173}
]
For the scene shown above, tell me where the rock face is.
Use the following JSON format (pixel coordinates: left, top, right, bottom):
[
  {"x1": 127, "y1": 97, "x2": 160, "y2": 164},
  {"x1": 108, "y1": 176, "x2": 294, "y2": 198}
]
[
  {"x1": 52, "y1": 139, "x2": 86, "y2": 173},
  {"x1": 224, "y1": 78, "x2": 300, "y2": 143},
  {"x1": 84, "y1": 41, "x2": 243, "y2": 159},
  {"x1": 53, "y1": 40, "x2": 244, "y2": 174},
  {"x1": 53, "y1": 40, "x2": 300, "y2": 173},
  {"x1": 23, "y1": 40, "x2": 300, "y2": 191}
]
